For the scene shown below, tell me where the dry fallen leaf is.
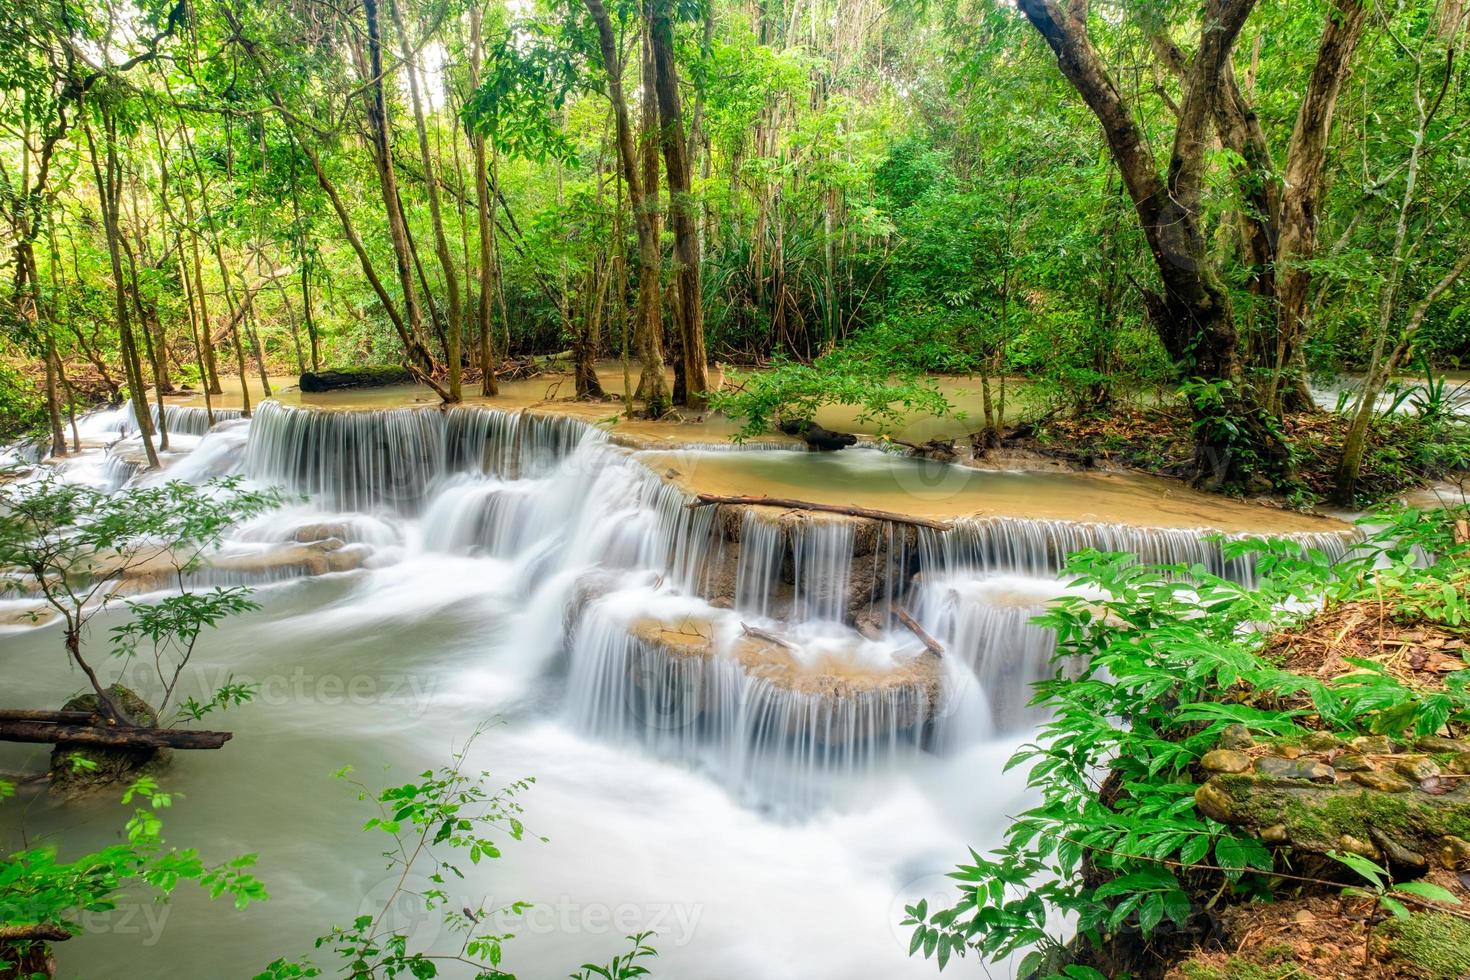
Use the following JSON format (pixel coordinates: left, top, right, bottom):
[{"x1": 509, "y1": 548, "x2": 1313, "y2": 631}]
[{"x1": 1425, "y1": 652, "x2": 1467, "y2": 673}]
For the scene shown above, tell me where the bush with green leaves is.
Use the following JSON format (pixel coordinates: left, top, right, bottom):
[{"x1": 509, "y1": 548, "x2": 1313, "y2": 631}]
[
  {"x1": 904, "y1": 506, "x2": 1470, "y2": 977},
  {"x1": 0, "y1": 475, "x2": 281, "y2": 726},
  {"x1": 0, "y1": 771, "x2": 267, "y2": 972}
]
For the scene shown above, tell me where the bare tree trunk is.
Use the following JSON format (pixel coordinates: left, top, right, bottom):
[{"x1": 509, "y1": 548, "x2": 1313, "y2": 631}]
[
  {"x1": 361, "y1": 0, "x2": 438, "y2": 379},
  {"x1": 584, "y1": 0, "x2": 669, "y2": 417},
  {"x1": 650, "y1": 0, "x2": 709, "y2": 408},
  {"x1": 390, "y1": 0, "x2": 463, "y2": 401},
  {"x1": 177, "y1": 241, "x2": 216, "y2": 427},
  {"x1": 468, "y1": 4, "x2": 499, "y2": 396},
  {"x1": 638, "y1": 10, "x2": 671, "y2": 415},
  {"x1": 83, "y1": 114, "x2": 158, "y2": 469},
  {"x1": 1270, "y1": 0, "x2": 1369, "y2": 413},
  {"x1": 1333, "y1": 48, "x2": 1459, "y2": 503}
]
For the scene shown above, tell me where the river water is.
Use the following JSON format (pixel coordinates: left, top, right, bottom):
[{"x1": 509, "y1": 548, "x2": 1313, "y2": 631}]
[{"x1": 0, "y1": 396, "x2": 1356, "y2": 978}]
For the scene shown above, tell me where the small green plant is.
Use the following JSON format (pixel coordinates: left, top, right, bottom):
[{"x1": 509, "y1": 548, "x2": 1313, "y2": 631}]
[
  {"x1": 0, "y1": 774, "x2": 268, "y2": 971},
  {"x1": 1330, "y1": 851, "x2": 1461, "y2": 921},
  {"x1": 256, "y1": 729, "x2": 658, "y2": 979},
  {"x1": 0, "y1": 476, "x2": 281, "y2": 725}
]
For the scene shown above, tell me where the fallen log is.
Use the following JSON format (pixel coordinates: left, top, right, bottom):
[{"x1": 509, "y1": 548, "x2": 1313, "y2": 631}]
[
  {"x1": 0, "y1": 709, "x2": 98, "y2": 724},
  {"x1": 0, "y1": 925, "x2": 71, "y2": 943},
  {"x1": 300, "y1": 366, "x2": 414, "y2": 392},
  {"x1": 778, "y1": 419, "x2": 857, "y2": 451},
  {"x1": 0, "y1": 720, "x2": 232, "y2": 750},
  {"x1": 895, "y1": 606, "x2": 945, "y2": 657},
  {"x1": 688, "y1": 494, "x2": 954, "y2": 532}
]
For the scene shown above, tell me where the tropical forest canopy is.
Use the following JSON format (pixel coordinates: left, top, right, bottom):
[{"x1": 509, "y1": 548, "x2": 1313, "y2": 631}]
[{"x1": 1, "y1": 0, "x2": 1469, "y2": 498}]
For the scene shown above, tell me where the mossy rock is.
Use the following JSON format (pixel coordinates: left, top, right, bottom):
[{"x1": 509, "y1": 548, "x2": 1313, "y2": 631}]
[
  {"x1": 47, "y1": 685, "x2": 171, "y2": 798},
  {"x1": 1379, "y1": 911, "x2": 1470, "y2": 979},
  {"x1": 1195, "y1": 773, "x2": 1470, "y2": 868}
]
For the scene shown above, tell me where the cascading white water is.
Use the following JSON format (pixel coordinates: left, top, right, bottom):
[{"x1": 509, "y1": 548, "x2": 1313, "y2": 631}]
[
  {"x1": 792, "y1": 519, "x2": 856, "y2": 622},
  {"x1": 4, "y1": 395, "x2": 1375, "y2": 978},
  {"x1": 920, "y1": 515, "x2": 1358, "y2": 585},
  {"x1": 911, "y1": 574, "x2": 1095, "y2": 744},
  {"x1": 734, "y1": 511, "x2": 783, "y2": 617},
  {"x1": 120, "y1": 401, "x2": 246, "y2": 437},
  {"x1": 564, "y1": 586, "x2": 939, "y2": 811},
  {"x1": 243, "y1": 401, "x2": 605, "y2": 513}
]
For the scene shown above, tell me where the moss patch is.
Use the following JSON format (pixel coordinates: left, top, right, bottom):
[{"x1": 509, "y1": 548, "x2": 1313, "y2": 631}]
[
  {"x1": 1380, "y1": 911, "x2": 1470, "y2": 980},
  {"x1": 1178, "y1": 945, "x2": 1298, "y2": 980}
]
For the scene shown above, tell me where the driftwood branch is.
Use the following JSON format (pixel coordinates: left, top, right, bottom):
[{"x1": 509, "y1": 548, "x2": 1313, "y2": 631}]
[
  {"x1": 741, "y1": 622, "x2": 794, "y2": 650},
  {"x1": 0, "y1": 709, "x2": 97, "y2": 724},
  {"x1": 895, "y1": 606, "x2": 945, "y2": 657},
  {"x1": 0, "y1": 924, "x2": 72, "y2": 943},
  {"x1": 0, "y1": 715, "x2": 232, "y2": 750},
  {"x1": 688, "y1": 494, "x2": 954, "y2": 532}
]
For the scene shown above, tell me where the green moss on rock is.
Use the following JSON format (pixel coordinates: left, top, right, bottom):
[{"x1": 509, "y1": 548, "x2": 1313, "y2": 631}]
[{"x1": 1380, "y1": 911, "x2": 1470, "y2": 979}]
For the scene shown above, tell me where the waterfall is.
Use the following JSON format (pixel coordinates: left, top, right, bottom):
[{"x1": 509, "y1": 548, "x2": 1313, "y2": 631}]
[
  {"x1": 20, "y1": 396, "x2": 1356, "y2": 812},
  {"x1": 120, "y1": 401, "x2": 245, "y2": 437},
  {"x1": 445, "y1": 406, "x2": 606, "y2": 479},
  {"x1": 565, "y1": 587, "x2": 940, "y2": 810},
  {"x1": 911, "y1": 574, "x2": 1091, "y2": 742},
  {"x1": 734, "y1": 511, "x2": 784, "y2": 618},
  {"x1": 243, "y1": 401, "x2": 446, "y2": 512},
  {"x1": 244, "y1": 401, "x2": 605, "y2": 512},
  {"x1": 921, "y1": 516, "x2": 1359, "y2": 585},
  {"x1": 792, "y1": 518, "x2": 857, "y2": 622}
]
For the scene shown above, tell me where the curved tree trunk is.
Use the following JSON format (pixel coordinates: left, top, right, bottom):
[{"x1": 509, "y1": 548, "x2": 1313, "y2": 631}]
[{"x1": 1019, "y1": 0, "x2": 1291, "y2": 488}]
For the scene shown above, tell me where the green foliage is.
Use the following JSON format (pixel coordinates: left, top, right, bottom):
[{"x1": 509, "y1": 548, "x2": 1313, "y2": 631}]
[
  {"x1": 905, "y1": 506, "x2": 1470, "y2": 977},
  {"x1": 708, "y1": 348, "x2": 954, "y2": 440},
  {"x1": 0, "y1": 775, "x2": 267, "y2": 959},
  {"x1": 1331, "y1": 851, "x2": 1462, "y2": 921},
  {"x1": 0, "y1": 475, "x2": 282, "y2": 722},
  {"x1": 0, "y1": 356, "x2": 46, "y2": 443}
]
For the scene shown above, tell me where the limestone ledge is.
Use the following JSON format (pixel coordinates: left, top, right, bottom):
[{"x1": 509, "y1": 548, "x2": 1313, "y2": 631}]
[{"x1": 1195, "y1": 725, "x2": 1470, "y2": 870}]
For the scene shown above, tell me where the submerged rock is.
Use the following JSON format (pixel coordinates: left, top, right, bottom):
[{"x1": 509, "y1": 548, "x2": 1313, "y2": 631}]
[{"x1": 607, "y1": 605, "x2": 945, "y2": 743}]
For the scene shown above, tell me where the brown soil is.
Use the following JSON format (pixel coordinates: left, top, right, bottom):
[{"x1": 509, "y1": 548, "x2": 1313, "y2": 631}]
[
  {"x1": 1165, "y1": 868, "x2": 1470, "y2": 979},
  {"x1": 1268, "y1": 594, "x2": 1470, "y2": 690}
]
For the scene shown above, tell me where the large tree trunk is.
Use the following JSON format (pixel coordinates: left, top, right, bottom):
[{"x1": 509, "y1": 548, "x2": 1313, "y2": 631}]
[
  {"x1": 1018, "y1": 0, "x2": 1290, "y2": 489},
  {"x1": 637, "y1": 11, "x2": 672, "y2": 415},
  {"x1": 360, "y1": 0, "x2": 438, "y2": 379},
  {"x1": 468, "y1": 4, "x2": 499, "y2": 397},
  {"x1": 650, "y1": 0, "x2": 709, "y2": 409},
  {"x1": 1270, "y1": 0, "x2": 1369, "y2": 413},
  {"x1": 584, "y1": 0, "x2": 670, "y2": 417},
  {"x1": 390, "y1": 0, "x2": 463, "y2": 401},
  {"x1": 83, "y1": 115, "x2": 159, "y2": 469}
]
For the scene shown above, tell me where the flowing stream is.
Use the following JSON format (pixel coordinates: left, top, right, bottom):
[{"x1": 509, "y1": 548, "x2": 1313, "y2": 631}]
[{"x1": 0, "y1": 399, "x2": 1359, "y2": 978}]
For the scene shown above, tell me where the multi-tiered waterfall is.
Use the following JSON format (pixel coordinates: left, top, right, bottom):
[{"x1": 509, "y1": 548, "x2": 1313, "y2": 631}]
[
  {"x1": 0, "y1": 394, "x2": 1365, "y2": 978},
  {"x1": 17, "y1": 397, "x2": 1359, "y2": 806}
]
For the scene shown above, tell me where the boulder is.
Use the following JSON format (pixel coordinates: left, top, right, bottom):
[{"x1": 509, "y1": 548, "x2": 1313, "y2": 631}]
[
  {"x1": 48, "y1": 685, "x2": 170, "y2": 797},
  {"x1": 1195, "y1": 771, "x2": 1470, "y2": 870}
]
